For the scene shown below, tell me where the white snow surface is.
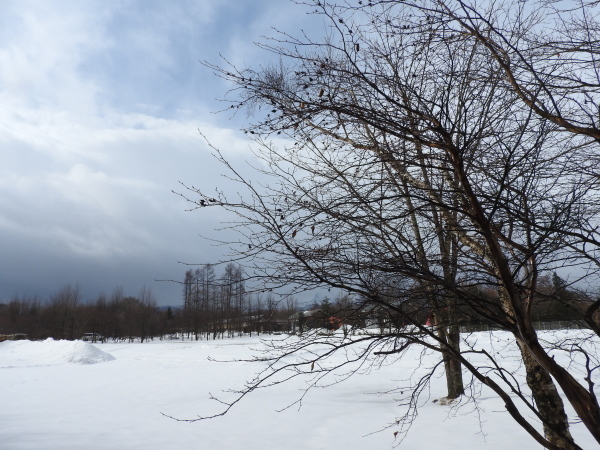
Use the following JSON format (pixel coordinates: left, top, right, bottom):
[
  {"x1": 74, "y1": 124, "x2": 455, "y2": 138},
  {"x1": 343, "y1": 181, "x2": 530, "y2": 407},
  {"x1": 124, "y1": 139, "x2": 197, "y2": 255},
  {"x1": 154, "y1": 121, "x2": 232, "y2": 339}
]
[{"x1": 1, "y1": 331, "x2": 598, "y2": 449}]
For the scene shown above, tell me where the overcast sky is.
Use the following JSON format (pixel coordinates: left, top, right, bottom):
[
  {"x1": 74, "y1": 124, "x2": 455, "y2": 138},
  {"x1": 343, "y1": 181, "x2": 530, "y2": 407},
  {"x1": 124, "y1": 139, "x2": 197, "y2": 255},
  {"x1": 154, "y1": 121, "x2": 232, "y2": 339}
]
[{"x1": 0, "y1": 0, "x2": 322, "y2": 305}]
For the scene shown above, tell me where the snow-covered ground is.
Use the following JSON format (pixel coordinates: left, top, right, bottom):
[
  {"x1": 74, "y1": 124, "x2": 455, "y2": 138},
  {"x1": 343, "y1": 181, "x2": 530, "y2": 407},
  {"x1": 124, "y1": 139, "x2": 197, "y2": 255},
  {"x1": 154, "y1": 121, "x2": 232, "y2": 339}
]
[{"x1": 1, "y1": 331, "x2": 597, "y2": 449}]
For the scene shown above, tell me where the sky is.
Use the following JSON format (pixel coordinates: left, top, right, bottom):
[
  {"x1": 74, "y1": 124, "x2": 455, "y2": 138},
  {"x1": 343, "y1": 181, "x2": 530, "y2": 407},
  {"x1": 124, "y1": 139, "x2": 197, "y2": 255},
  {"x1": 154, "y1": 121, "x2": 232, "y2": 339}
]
[{"x1": 0, "y1": 0, "x2": 322, "y2": 305}]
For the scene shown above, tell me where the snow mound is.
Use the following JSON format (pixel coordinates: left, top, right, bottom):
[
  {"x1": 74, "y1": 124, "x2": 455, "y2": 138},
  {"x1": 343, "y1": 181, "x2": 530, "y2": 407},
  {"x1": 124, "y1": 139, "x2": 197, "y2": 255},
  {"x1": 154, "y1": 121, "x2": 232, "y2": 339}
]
[
  {"x1": 63, "y1": 340, "x2": 116, "y2": 364},
  {"x1": 0, "y1": 339, "x2": 115, "y2": 367}
]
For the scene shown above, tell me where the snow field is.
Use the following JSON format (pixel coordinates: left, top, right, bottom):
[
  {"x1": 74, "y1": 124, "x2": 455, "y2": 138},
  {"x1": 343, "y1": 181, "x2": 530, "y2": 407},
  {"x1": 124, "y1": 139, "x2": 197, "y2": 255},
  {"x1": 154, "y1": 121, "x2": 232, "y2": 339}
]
[{"x1": 1, "y1": 331, "x2": 597, "y2": 449}]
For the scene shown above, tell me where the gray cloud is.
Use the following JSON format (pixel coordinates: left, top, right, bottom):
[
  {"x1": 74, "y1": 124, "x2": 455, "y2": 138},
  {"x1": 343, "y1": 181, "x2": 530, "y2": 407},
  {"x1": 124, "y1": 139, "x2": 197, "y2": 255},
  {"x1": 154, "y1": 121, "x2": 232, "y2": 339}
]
[
  {"x1": 0, "y1": 0, "x2": 321, "y2": 305},
  {"x1": 0, "y1": 112, "x2": 242, "y2": 302}
]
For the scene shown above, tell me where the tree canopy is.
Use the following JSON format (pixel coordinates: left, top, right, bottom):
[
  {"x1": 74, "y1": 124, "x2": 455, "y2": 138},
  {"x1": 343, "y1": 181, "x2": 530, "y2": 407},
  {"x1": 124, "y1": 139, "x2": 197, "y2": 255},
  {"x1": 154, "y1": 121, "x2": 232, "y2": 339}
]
[{"x1": 190, "y1": 1, "x2": 600, "y2": 448}]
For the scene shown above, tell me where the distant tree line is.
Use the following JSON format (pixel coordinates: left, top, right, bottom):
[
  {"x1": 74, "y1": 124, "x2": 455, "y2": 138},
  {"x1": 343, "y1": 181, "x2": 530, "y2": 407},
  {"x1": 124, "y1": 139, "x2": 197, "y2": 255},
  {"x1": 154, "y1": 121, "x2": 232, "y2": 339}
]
[
  {"x1": 359, "y1": 272, "x2": 591, "y2": 333},
  {"x1": 0, "y1": 284, "x2": 179, "y2": 342},
  {"x1": 300, "y1": 273, "x2": 589, "y2": 337},
  {"x1": 181, "y1": 263, "x2": 298, "y2": 339},
  {"x1": 0, "y1": 271, "x2": 583, "y2": 343}
]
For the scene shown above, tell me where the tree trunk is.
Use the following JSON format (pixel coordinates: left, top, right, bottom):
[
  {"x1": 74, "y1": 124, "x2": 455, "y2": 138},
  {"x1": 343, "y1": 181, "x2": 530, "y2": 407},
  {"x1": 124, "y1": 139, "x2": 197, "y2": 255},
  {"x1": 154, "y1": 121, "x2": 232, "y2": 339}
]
[
  {"x1": 444, "y1": 324, "x2": 464, "y2": 398},
  {"x1": 516, "y1": 338, "x2": 577, "y2": 449},
  {"x1": 495, "y1": 286, "x2": 577, "y2": 448},
  {"x1": 434, "y1": 291, "x2": 464, "y2": 399}
]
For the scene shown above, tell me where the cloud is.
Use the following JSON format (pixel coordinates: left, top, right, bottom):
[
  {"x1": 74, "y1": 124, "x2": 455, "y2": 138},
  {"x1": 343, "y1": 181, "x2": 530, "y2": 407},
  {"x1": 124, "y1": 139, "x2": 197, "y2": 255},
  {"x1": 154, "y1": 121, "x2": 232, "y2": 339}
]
[
  {"x1": 0, "y1": 0, "x2": 307, "y2": 303},
  {"x1": 0, "y1": 89, "x2": 260, "y2": 302},
  {"x1": 0, "y1": 0, "x2": 109, "y2": 115}
]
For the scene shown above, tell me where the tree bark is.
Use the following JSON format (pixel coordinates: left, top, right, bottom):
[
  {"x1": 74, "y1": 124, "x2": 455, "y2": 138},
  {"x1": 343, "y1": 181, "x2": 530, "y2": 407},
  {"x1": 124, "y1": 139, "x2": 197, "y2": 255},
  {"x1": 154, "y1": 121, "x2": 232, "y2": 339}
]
[
  {"x1": 516, "y1": 338, "x2": 578, "y2": 449},
  {"x1": 444, "y1": 324, "x2": 464, "y2": 399}
]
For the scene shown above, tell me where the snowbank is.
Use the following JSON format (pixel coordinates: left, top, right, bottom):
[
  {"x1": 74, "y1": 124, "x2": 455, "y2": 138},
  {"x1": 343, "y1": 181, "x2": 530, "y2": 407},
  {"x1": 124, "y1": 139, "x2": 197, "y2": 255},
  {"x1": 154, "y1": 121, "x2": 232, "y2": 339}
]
[{"x1": 0, "y1": 339, "x2": 115, "y2": 367}]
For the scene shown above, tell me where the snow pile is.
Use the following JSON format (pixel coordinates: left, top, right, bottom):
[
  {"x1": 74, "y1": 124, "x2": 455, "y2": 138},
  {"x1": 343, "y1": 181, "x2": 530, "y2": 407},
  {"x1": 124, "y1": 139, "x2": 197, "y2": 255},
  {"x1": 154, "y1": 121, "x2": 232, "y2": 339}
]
[{"x1": 0, "y1": 339, "x2": 115, "y2": 367}]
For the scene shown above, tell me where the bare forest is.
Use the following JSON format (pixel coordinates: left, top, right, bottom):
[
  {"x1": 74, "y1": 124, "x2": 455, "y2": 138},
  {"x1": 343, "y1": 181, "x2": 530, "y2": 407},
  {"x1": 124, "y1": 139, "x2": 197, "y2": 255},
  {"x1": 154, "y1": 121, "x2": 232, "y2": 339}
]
[{"x1": 0, "y1": 285, "x2": 174, "y2": 343}]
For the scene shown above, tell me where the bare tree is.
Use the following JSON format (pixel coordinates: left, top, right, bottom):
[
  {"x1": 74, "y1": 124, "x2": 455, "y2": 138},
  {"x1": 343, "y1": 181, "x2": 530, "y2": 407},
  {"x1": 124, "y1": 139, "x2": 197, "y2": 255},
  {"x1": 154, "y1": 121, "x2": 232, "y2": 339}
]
[
  {"x1": 139, "y1": 286, "x2": 157, "y2": 343},
  {"x1": 48, "y1": 284, "x2": 81, "y2": 341},
  {"x1": 183, "y1": 269, "x2": 194, "y2": 339},
  {"x1": 182, "y1": 264, "x2": 253, "y2": 339},
  {"x1": 186, "y1": 1, "x2": 600, "y2": 447}
]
